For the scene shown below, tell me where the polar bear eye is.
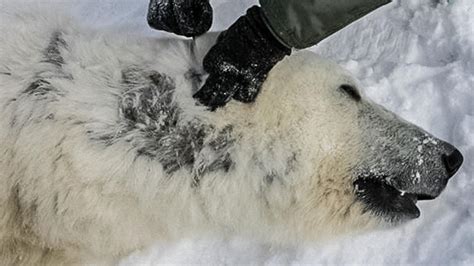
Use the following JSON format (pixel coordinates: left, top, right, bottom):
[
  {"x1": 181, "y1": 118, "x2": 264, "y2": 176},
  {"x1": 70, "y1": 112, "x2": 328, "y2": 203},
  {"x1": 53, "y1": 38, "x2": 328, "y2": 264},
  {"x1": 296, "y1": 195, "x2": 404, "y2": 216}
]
[{"x1": 339, "y1": 84, "x2": 361, "y2": 102}]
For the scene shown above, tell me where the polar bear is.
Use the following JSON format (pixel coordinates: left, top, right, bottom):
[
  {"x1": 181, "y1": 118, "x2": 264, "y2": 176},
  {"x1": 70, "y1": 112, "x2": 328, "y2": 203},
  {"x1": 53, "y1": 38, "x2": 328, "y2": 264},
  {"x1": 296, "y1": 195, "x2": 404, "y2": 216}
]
[{"x1": 0, "y1": 8, "x2": 463, "y2": 266}]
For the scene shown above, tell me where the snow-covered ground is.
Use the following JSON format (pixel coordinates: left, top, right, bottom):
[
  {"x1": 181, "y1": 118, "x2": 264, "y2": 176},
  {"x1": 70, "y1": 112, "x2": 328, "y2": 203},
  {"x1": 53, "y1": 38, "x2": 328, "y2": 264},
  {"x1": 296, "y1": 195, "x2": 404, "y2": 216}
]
[{"x1": 2, "y1": 0, "x2": 472, "y2": 264}]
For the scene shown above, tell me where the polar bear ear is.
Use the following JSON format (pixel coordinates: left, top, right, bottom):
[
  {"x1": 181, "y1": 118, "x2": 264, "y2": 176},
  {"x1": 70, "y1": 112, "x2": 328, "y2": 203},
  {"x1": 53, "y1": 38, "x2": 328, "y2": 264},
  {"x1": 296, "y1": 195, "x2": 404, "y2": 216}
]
[{"x1": 339, "y1": 84, "x2": 361, "y2": 101}]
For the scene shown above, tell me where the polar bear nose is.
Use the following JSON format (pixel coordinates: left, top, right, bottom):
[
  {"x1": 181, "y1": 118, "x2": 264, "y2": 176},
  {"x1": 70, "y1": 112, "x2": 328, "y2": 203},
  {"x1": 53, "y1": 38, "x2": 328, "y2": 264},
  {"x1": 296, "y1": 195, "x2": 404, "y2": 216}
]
[{"x1": 442, "y1": 149, "x2": 464, "y2": 178}]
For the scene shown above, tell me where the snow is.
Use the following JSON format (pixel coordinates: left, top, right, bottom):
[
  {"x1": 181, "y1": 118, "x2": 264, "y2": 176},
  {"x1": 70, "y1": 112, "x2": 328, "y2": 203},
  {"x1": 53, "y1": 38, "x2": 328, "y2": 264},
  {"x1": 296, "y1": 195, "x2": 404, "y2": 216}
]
[{"x1": 4, "y1": 0, "x2": 473, "y2": 264}]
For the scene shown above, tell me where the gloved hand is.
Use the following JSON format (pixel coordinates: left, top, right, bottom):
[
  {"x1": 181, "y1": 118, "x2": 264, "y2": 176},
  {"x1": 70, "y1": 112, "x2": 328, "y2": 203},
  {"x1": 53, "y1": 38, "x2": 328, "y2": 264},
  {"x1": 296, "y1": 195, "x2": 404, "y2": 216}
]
[
  {"x1": 193, "y1": 6, "x2": 291, "y2": 110},
  {"x1": 147, "y1": 0, "x2": 213, "y2": 37}
]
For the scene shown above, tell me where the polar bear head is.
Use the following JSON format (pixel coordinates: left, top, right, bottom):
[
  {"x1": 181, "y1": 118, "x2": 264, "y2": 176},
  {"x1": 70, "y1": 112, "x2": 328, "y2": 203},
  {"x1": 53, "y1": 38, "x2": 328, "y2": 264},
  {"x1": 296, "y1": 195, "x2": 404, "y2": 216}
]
[{"x1": 212, "y1": 51, "x2": 463, "y2": 239}]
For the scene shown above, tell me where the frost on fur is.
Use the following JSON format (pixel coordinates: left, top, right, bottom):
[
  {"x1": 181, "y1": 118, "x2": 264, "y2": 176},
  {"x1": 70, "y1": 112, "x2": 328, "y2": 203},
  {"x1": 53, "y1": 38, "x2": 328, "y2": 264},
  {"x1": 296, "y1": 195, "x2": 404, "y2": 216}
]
[{"x1": 0, "y1": 7, "x2": 462, "y2": 266}]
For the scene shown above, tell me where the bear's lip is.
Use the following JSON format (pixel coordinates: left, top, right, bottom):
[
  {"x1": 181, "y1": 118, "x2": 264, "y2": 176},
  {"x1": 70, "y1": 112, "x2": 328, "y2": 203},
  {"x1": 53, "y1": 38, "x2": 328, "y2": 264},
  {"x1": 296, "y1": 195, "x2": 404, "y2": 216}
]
[{"x1": 353, "y1": 177, "x2": 437, "y2": 222}]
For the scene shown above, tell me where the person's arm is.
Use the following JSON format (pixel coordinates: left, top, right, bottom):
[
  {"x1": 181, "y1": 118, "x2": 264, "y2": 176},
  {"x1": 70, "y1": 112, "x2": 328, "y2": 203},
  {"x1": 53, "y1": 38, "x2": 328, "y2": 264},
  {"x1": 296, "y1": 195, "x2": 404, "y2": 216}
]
[
  {"x1": 260, "y1": 0, "x2": 391, "y2": 49},
  {"x1": 193, "y1": 6, "x2": 291, "y2": 109},
  {"x1": 147, "y1": 0, "x2": 213, "y2": 37},
  {"x1": 193, "y1": 0, "x2": 392, "y2": 109}
]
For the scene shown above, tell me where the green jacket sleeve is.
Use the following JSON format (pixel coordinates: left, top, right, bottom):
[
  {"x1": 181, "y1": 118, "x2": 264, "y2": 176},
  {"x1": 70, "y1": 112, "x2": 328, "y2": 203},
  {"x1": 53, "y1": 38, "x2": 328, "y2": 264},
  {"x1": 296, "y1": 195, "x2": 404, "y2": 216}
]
[{"x1": 259, "y1": 0, "x2": 391, "y2": 49}]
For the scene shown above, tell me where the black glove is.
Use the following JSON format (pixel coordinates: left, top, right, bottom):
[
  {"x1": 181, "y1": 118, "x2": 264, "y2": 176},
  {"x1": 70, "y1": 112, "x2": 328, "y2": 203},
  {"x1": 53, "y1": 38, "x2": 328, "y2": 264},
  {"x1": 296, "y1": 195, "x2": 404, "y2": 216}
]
[
  {"x1": 193, "y1": 6, "x2": 291, "y2": 110},
  {"x1": 147, "y1": 0, "x2": 213, "y2": 37}
]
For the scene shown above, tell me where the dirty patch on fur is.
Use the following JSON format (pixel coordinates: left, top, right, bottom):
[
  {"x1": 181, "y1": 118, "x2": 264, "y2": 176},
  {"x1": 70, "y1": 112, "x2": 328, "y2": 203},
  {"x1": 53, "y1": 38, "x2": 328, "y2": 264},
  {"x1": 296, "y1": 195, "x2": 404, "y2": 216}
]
[
  {"x1": 91, "y1": 67, "x2": 235, "y2": 178},
  {"x1": 43, "y1": 31, "x2": 67, "y2": 67},
  {"x1": 22, "y1": 79, "x2": 58, "y2": 98},
  {"x1": 20, "y1": 31, "x2": 69, "y2": 102},
  {"x1": 8, "y1": 31, "x2": 70, "y2": 129}
]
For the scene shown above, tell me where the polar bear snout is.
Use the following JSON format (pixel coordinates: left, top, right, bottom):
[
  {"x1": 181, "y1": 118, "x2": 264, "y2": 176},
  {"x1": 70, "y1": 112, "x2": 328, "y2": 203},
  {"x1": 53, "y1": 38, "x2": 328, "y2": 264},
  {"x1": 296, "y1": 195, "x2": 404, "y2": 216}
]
[
  {"x1": 353, "y1": 137, "x2": 463, "y2": 223},
  {"x1": 351, "y1": 102, "x2": 464, "y2": 223},
  {"x1": 411, "y1": 141, "x2": 464, "y2": 195},
  {"x1": 388, "y1": 136, "x2": 463, "y2": 198},
  {"x1": 442, "y1": 148, "x2": 464, "y2": 178}
]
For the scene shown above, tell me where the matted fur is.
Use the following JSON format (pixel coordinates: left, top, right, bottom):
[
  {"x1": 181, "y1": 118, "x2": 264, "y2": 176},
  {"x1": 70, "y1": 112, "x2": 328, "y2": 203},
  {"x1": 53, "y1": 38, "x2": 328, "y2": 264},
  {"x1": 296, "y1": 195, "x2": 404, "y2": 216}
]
[{"x1": 0, "y1": 6, "x2": 458, "y2": 266}]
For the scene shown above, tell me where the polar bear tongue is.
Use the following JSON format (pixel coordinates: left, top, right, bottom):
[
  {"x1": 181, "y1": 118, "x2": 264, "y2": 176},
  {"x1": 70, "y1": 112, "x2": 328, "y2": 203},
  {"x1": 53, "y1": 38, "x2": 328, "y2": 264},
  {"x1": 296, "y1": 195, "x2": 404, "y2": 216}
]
[{"x1": 353, "y1": 178, "x2": 420, "y2": 222}]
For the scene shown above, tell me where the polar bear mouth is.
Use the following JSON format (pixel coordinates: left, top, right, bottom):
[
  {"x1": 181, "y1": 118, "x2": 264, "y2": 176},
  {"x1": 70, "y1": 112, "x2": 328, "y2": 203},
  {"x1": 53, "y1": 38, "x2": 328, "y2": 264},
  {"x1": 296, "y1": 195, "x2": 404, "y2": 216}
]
[{"x1": 353, "y1": 177, "x2": 435, "y2": 222}]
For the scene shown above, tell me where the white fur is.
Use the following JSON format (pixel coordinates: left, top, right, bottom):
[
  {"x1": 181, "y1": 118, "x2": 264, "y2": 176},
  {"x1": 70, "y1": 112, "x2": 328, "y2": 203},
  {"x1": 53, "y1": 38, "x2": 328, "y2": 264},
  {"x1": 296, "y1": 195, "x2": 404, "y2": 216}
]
[{"x1": 0, "y1": 8, "x2": 380, "y2": 265}]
